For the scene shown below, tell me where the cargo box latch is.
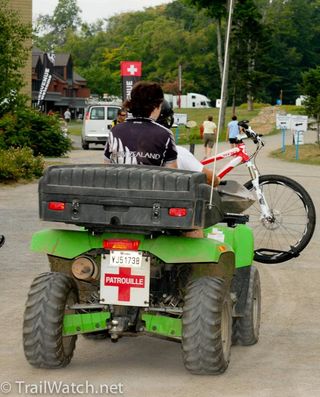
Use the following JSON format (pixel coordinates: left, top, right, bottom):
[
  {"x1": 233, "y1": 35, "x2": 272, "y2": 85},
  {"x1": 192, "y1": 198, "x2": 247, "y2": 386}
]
[
  {"x1": 72, "y1": 199, "x2": 80, "y2": 219},
  {"x1": 152, "y1": 203, "x2": 161, "y2": 222}
]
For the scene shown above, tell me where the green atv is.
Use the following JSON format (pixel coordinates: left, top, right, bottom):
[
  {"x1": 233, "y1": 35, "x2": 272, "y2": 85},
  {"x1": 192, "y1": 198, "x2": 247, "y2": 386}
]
[{"x1": 23, "y1": 164, "x2": 261, "y2": 375}]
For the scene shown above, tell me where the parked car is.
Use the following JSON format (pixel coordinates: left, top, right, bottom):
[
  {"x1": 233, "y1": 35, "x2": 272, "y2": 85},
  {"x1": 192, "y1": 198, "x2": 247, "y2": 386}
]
[{"x1": 81, "y1": 103, "x2": 121, "y2": 150}]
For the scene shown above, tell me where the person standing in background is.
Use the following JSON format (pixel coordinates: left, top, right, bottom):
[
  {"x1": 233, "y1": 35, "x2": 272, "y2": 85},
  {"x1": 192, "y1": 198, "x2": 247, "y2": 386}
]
[
  {"x1": 202, "y1": 116, "x2": 217, "y2": 159},
  {"x1": 111, "y1": 108, "x2": 127, "y2": 128},
  {"x1": 64, "y1": 108, "x2": 71, "y2": 123},
  {"x1": 226, "y1": 115, "x2": 240, "y2": 147}
]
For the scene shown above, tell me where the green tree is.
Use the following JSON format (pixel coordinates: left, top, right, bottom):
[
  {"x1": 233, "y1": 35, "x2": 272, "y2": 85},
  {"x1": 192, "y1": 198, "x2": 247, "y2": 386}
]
[
  {"x1": 0, "y1": 0, "x2": 31, "y2": 116},
  {"x1": 300, "y1": 67, "x2": 320, "y2": 143},
  {"x1": 34, "y1": 0, "x2": 82, "y2": 49},
  {"x1": 229, "y1": 0, "x2": 270, "y2": 110},
  {"x1": 262, "y1": 0, "x2": 320, "y2": 104},
  {"x1": 184, "y1": 0, "x2": 232, "y2": 131}
]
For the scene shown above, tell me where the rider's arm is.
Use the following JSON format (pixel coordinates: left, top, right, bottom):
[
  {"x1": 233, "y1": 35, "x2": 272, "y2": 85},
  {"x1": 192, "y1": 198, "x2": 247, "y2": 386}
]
[
  {"x1": 202, "y1": 167, "x2": 220, "y2": 187},
  {"x1": 165, "y1": 160, "x2": 178, "y2": 169},
  {"x1": 163, "y1": 132, "x2": 178, "y2": 168}
]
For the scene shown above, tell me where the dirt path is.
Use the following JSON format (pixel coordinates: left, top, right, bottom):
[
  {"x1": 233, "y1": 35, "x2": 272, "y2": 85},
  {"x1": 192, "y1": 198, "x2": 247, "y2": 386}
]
[
  {"x1": 0, "y1": 134, "x2": 319, "y2": 397},
  {"x1": 248, "y1": 106, "x2": 278, "y2": 135}
]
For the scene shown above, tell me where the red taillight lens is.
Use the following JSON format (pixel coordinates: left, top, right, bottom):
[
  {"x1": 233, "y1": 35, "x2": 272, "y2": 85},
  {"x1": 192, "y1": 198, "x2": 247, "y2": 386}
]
[
  {"x1": 85, "y1": 111, "x2": 90, "y2": 120},
  {"x1": 48, "y1": 201, "x2": 65, "y2": 211},
  {"x1": 168, "y1": 208, "x2": 187, "y2": 217},
  {"x1": 103, "y1": 239, "x2": 140, "y2": 250}
]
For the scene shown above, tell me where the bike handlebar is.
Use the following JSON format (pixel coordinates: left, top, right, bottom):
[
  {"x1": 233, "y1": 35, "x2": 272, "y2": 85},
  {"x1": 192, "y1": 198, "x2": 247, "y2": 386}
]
[{"x1": 237, "y1": 121, "x2": 264, "y2": 146}]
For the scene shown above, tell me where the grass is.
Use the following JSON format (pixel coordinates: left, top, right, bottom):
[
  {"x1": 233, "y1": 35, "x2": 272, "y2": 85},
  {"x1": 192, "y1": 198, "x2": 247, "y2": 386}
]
[
  {"x1": 271, "y1": 143, "x2": 320, "y2": 165},
  {"x1": 67, "y1": 120, "x2": 82, "y2": 136},
  {"x1": 277, "y1": 105, "x2": 306, "y2": 115}
]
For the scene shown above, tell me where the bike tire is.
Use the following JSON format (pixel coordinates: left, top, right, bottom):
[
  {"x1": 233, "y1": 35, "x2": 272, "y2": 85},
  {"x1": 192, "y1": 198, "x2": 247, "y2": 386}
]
[{"x1": 244, "y1": 174, "x2": 316, "y2": 264}]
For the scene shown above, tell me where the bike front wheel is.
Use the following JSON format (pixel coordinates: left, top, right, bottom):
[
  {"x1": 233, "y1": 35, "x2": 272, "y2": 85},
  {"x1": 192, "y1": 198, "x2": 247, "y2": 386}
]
[{"x1": 244, "y1": 174, "x2": 316, "y2": 264}]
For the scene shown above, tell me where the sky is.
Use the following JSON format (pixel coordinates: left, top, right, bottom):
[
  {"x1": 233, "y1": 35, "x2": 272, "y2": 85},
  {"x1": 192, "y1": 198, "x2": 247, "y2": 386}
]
[{"x1": 32, "y1": 0, "x2": 174, "y2": 23}]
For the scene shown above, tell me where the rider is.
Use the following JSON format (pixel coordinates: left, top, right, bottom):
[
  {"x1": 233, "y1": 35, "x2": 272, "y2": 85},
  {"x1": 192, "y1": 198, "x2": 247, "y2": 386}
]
[{"x1": 104, "y1": 81, "x2": 177, "y2": 168}]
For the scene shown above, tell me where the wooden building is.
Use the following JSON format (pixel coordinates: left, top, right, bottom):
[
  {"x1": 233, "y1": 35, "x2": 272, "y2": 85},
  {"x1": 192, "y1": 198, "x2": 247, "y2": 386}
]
[{"x1": 32, "y1": 49, "x2": 90, "y2": 118}]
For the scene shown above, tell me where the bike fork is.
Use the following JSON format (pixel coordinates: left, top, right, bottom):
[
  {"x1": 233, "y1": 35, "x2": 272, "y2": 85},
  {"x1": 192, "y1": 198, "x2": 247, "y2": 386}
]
[{"x1": 247, "y1": 162, "x2": 273, "y2": 221}]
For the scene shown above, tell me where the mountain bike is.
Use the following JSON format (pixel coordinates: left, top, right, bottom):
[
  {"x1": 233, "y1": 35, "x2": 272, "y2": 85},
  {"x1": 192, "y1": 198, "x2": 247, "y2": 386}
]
[{"x1": 201, "y1": 121, "x2": 316, "y2": 264}]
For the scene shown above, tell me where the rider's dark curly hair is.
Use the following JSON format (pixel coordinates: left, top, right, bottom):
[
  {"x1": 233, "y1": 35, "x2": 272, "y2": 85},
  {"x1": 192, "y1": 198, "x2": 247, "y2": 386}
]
[{"x1": 124, "y1": 81, "x2": 164, "y2": 118}]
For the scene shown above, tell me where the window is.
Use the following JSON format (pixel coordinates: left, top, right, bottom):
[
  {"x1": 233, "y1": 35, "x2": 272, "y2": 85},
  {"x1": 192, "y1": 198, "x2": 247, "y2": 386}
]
[
  {"x1": 107, "y1": 107, "x2": 120, "y2": 120},
  {"x1": 90, "y1": 107, "x2": 105, "y2": 120}
]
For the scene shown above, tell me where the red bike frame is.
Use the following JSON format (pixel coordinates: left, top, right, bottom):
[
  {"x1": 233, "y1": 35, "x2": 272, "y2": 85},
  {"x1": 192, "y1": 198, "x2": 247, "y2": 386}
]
[{"x1": 201, "y1": 143, "x2": 251, "y2": 179}]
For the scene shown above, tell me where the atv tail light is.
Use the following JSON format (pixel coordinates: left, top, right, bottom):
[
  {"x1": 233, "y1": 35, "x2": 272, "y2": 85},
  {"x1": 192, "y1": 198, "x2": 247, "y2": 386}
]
[
  {"x1": 168, "y1": 208, "x2": 187, "y2": 217},
  {"x1": 103, "y1": 239, "x2": 140, "y2": 251},
  {"x1": 48, "y1": 201, "x2": 65, "y2": 211}
]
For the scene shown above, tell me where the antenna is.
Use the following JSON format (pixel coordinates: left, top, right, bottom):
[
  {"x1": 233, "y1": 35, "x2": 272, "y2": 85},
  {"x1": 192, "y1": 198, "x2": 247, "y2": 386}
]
[{"x1": 209, "y1": 0, "x2": 235, "y2": 207}]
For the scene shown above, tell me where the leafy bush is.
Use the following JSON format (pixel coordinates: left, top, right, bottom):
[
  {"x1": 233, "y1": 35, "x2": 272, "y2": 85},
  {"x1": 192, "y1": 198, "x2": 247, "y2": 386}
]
[
  {"x1": 0, "y1": 147, "x2": 44, "y2": 182},
  {"x1": 0, "y1": 108, "x2": 72, "y2": 157}
]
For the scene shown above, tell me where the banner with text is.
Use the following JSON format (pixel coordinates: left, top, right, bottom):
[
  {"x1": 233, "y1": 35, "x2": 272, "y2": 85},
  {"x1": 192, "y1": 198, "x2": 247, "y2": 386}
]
[
  {"x1": 37, "y1": 52, "x2": 55, "y2": 110},
  {"x1": 121, "y1": 61, "x2": 142, "y2": 101}
]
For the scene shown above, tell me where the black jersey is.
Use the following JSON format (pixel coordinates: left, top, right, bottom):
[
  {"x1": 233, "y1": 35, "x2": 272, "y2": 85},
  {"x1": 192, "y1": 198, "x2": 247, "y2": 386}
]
[{"x1": 104, "y1": 117, "x2": 177, "y2": 166}]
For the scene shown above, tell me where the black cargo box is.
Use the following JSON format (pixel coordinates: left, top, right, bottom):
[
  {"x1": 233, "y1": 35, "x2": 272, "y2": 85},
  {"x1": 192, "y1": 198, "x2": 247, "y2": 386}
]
[{"x1": 39, "y1": 164, "x2": 223, "y2": 231}]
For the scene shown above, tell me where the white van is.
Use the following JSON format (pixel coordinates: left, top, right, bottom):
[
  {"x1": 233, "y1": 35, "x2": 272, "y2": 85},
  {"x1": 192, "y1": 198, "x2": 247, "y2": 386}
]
[{"x1": 81, "y1": 103, "x2": 121, "y2": 150}]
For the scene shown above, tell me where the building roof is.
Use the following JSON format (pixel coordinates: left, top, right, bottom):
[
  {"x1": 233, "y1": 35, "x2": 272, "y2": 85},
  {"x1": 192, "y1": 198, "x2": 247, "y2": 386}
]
[
  {"x1": 54, "y1": 53, "x2": 71, "y2": 66},
  {"x1": 73, "y1": 71, "x2": 87, "y2": 83},
  {"x1": 32, "y1": 49, "x2": 86, "y2": 81}
]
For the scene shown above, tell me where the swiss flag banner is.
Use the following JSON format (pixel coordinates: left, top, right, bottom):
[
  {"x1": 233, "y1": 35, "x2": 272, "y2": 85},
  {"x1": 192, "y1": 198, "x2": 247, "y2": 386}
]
[
  {"x1": 120, "y1": 61, "x2": 142, "y2": 77},
  {"x1": 121, "y1": 61, "x2": 142, "y2": 100}
]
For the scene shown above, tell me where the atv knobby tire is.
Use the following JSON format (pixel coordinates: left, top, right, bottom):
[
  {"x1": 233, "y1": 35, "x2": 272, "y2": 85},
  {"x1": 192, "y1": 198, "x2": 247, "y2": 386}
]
[
  {"x1": 233, "y1": 266, "x2": 261, "y2": 346},
  {"x1": 23, "y1": 272, "x2": 78, "y2": 368},
  {"x1": 182, "y1": 276, "x2": 232, "y2": 375}
]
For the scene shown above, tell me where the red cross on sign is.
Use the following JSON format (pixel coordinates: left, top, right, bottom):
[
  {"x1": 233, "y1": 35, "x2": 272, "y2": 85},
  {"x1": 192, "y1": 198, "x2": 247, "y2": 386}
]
[
  {"x1": 104, "y1": 267, "x2": 145, "y2": 302},
  {"x1": 120, "y1": 61, "x2": 142, "y2": 77}
]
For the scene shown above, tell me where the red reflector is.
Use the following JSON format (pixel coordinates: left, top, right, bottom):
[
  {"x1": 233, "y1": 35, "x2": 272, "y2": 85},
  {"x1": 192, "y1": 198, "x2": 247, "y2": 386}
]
[
  {"x1": 169, "y1": 208, "x2": 187, "y2": 217},
  {"x1": 103, "y1": 239, "x2": 140, "y2": 250},
  {"x1": 48, "y1": 202, "x2": 65, "y2": 211}
]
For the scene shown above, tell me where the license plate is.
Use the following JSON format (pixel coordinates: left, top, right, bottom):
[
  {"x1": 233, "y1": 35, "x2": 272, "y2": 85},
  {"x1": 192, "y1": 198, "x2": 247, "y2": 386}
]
[{"x1": 110, "y1": 250, "x2": 143, "y2": 268}]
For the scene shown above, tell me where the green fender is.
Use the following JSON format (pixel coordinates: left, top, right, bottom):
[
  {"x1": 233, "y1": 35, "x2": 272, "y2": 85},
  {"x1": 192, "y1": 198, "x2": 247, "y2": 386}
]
[
  {"x1": 31, "y1": 228, "x2": 231, "y2": 264},
  {"x1": 204, "y1": 224, "x2": 254, "y2": 267}
]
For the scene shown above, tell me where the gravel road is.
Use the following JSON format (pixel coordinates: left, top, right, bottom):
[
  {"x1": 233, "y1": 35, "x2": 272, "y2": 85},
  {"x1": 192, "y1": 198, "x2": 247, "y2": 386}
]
[{"x1": 0, "y1": 131, "x2": 319, "y2": 397}]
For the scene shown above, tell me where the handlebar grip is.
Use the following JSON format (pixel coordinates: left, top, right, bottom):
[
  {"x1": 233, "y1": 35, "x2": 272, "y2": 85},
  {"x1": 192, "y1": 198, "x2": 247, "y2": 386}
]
[{"x1": 238, "y1": 120, "x2": 249, "y2": 129}]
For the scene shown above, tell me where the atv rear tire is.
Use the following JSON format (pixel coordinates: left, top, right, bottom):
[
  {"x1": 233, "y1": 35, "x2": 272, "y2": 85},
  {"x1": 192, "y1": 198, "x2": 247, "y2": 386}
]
[
  {"x1": 23, "y1": 272, "x2": 78, "y2": 368},
  {"x1": 182, "y1": 276, "x2": 232, "y2": 375},
  {"x1": 233, "y1": 266, "x2": 261, "y2": 346}
]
